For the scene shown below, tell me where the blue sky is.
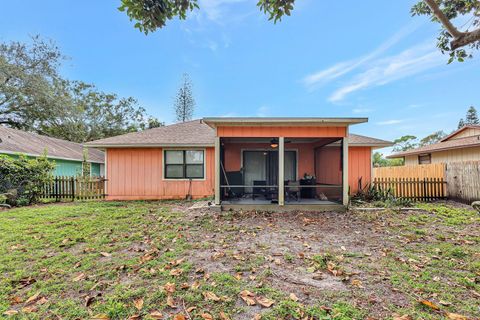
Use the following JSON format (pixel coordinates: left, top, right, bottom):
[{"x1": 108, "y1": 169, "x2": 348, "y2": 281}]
[{"x1": 1, "y1": 0, "x2": 479, "y2": 153}]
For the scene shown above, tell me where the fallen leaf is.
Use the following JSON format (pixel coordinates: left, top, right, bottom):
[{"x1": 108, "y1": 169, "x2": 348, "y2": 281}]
[
  {"x1": 186, "y1": 307, "x2": 196, "y2": 312},
  {"x1": 73, "y1": 273, "x2": 86, "y2": 282},
  {"x1": 289, "y1": 293, "x2": 299, "y2": 302},
  {"x1": 253, "y1": 315, "x2": 261, "y2": 320},
  {"x1": 351, "y1": 279, "x2": 364, "y2": 288},
  {"x1": 256, "y1": 296, "x2": 274, "y2": 308},
  {"x1": 149, "y1": 311, "x2": 164, "y2": 319},
  {"x1": 84, "y1": 295, "x2": 95, "y2": 308},
  {"x1": 24, "y1": 291, "x2": 41, "y2": 305},
  {"x1": 128, "y1": 315, "x2": 141, "y2": 320},
  {"x1": 21, "y1": 305, "x2": 37, "y2": 313},
  {"x1": 133, "y1": 298, "x2": 144, "y2": 311},
  {"x1": 164, "y1": 282, "x2": 176, "y2": 293},
  {"x1": 219, "y1": 312, "x2": 231, "y2": 320},
  {"x1": 203, "y1": 291, "x2": 220, "y2": 302},
  {"x1": 419, "y1": 299, "x2": 440, "y2": 311},
  {"x1": 91, "y1": 314, "x2": 110, "y2": 320},
  {"x1": 393, "y1": 316, "x2": 412, "y2": 320},
  {"x1": 3, "y1": 310, "x2": 19, "y2": 316},
  {"x1": 173, "y1": 314, "x2": 186, "y2": 320},
  {"x1": 167, "y1": 295, "x2": 177, "y2": 308},
  {"x1": 9, "y1": 296, "x2": 23, "y2": 304},
  {"x1": 100, "y1": 252, "x2": 111, "y2": 257},
  {"x1": 201, "y1": 313, "x2": 214, "y2": 320},
  {"x1": 240, "y1": 290, "x2": 256, "y2": 306},
  {"x1": 170, "y1": 269, "x2": 183, "y2": 276},
  {"x1": 446, "y1": 313, "x2": 469, "y2": 320}
]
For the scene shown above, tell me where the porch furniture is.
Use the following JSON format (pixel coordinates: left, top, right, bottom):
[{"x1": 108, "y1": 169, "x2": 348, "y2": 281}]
[
  {"x1": 300, "y1": 178, "x2": 316, "y2": 199},
  {"x1": 252, "y1": 180, "x2": 267, "y2": 199},
  {"x1": 286, "y1": 180, "x2": 300, "y2": 201}
]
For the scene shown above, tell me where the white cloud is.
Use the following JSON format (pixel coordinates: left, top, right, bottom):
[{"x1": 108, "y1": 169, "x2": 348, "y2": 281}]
[
  {"x1": 197, "y1": 0, "x2": 250, "y2": 24},
  {"x1": 303, "y1": 22, "x2": 421, "y2": 89},
  {"x1": 352, "y1": 108, "x2": 373, "y2": 114},
  {"x1": 328, "y1": 43, "x2": 444, "y2": 102},
  {"x1": 256, "y1": 106, "x2": 269, "y2": 117},
  {"x1": 376, "y1": 119, "x2": 404, "y2": 125}
]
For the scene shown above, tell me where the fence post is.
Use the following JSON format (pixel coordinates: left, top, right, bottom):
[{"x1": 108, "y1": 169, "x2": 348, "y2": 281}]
[{"x1": 71, "y1": 177, "x2": 75, "y2": 201}]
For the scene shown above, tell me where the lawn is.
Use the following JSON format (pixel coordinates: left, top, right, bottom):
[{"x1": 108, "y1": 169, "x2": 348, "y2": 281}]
[{"x1": 0, "y1": 201, "x2": 479, "y2": 320}]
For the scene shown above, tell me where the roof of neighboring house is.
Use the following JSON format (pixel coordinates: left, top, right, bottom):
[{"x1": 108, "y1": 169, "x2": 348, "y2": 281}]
[
  {"x1": 85, "y1": 119, "x2": 392, "y2": 148},
  {"x1": 0, "y1": 126, "x2": 104, "y2": 163},
  {"x1": 440, "y1": 125, "x2": 480, "y2": 142},
  {"x1": 388, "y1": 135, "x2": 480, "y2": 158}
]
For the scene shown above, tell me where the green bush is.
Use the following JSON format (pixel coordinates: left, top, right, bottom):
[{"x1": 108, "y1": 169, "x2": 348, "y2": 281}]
[{"x1": 0, "y1": 154, "x2": 55, "y2": 206}]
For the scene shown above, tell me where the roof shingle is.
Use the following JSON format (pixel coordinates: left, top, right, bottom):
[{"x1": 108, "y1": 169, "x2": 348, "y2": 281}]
[
  {"x1": 0, "y1": 126, "x2": 104, "y2": 163},
  {"x1": 86, "y1": 119, "x2": 391, "y2": 148}
]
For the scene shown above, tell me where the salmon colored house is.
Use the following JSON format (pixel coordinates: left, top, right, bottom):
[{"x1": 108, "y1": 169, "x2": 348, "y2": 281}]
[{"x1": 86, "y1": 118, "x2": 392, "y2": 211}]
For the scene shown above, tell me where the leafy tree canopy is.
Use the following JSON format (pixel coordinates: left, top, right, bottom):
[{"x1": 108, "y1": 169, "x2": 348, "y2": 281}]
[
  {"x1": 372, "y1": 152, "x2": 404, "y2": 167},
  {"x1": 119, "y1": 0, "x2": 479, "y2": 62},
  {"x1": 174, "y1": 73, "x2": 195, "y2": 123},
  {"x1": 419, "y1": 130, "x2": 446, "y2": 146},
  {"x1": 393, "y1": 135, "x2": 418, "y2": 152},
  {"x1": 0, "y1": 36, "x2": 161, "y2": 143}
]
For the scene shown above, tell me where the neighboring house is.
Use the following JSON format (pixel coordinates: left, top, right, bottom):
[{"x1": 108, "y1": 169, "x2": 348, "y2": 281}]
[
  {"x1": 86, "y1": 118, "x2": 391, "y2": 210},
  {"x1": 388, "y1": 125, "x2": 480, "y2": 165},
  {"x1": 0, "y1": 126, "x2": 105, "y2": 176}
]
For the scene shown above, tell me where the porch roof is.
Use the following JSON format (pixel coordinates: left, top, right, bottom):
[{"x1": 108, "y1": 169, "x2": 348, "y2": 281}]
[{"x1": 202, "y1": 117, "x2": 368, "y2": 127}]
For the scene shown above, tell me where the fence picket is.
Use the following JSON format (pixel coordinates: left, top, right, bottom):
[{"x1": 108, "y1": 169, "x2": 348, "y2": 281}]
[{"x1": 41, "y1": 176, "x2": 106, "y2": 201}]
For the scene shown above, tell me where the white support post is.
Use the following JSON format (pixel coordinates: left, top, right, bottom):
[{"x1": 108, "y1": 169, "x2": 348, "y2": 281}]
[
  {"x1": 214, "y1": 137, "x2": 221, "y2": 205},
  {"x1": 342, "y1": 133, "x2": 349, "y2": 207},
  {"x1": 278, "y1": 137, "x2": 285, "y2": 206}
]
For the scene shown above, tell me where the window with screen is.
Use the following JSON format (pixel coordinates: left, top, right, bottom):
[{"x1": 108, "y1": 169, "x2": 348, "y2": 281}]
[
  {"x1": 418, "y1": 154, "x2": 431, "y2": 164},
  {"x1": 164, "y1": 150, "x2": 204, "y2": 179}
]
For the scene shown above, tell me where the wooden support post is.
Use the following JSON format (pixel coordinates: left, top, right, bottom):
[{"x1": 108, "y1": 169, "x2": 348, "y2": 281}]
[
  {"x1": 278, "y1": 137, "x2": 285, "y2": 206},
  {"x1": 214, "y1": 136, "x2": 221, "y2": 205},
  {"x1": 342, "y1": 134, "x2": 349, "y2": 206}
]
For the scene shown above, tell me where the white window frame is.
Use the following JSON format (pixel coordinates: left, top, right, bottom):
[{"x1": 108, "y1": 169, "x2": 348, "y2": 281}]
[{"x1": 162, "y1": 148, "x2": 207, "y2": 181}]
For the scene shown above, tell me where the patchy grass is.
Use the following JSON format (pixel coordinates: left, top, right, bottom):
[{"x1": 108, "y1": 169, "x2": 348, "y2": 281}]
[{"x1": 0, "y1": 201, "x2": 479, "y2": 319}]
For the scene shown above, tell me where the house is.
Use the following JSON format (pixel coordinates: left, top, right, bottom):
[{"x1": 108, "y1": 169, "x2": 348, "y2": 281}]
[
  {"x1": 0, "y1": 125, "x2": 105, "y2": 176},
  {"x1": 86, "y1": 118, "x2": 392, "y2": 210},
  {"x1": 388, "y1": 125, "x2": 480, "y2": 165}
]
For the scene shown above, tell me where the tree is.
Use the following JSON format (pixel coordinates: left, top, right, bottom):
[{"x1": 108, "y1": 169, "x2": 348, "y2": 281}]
[
  {"x1": 146, "y1": 117, "x2": 164, "y2": 129},
  {"x1": 119, "y1": 0, "x2": 479, "y2": 62},
  {"x1": 1, "y1": 36, "x2": 160, "y2": 142},
  {"x1": 373, "y1": 152, "x2": 404, "y2": 167},
  {"x1": 174, "y1": 73, "x2": 195, "y2": 123},
  {"x1": 419, "y1": 130, "x2": 446, "y2": 146},
  {"x1": 457, "y1": 105, "x2": 479, "y2": 128},
  {"x1": 0, "y1": 36, "x2": 66, "y2": 129},
  {"x1": 392, "y1": 135, "x2": 418, "y2": 152}
]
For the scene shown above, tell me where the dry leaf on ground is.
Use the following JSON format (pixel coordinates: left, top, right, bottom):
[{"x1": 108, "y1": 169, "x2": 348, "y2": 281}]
[
  {"x1": 203, "y1": 291, "x2": 221, "y2": 302},
  {"x1": 133, "y1": 298, "x2": 144, "y2": 311},
  {"x1": 239, "y1": 290, "x2": 256, "y2": 306},
  {"x1": 256, "y1": 296, "x2": 274, "y2": 308}
]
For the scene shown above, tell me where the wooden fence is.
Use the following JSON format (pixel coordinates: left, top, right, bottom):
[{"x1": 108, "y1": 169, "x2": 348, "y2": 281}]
[
  {"x1": 42, "y1": 176, "x2": 106, "y2": 201},
  {"x1": 372, "y1": 177, "x2": 447, "y2": 201},
  {"x1": 446, "y1": 161, "x2": 480, "y2": 203},
  {"x1": 373, "y1": 163, "x2": 446, "y2": 179}
]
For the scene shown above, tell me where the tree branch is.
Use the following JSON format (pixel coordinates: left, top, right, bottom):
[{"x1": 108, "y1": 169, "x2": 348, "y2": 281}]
[
  {"x1": 451, "y1": 28, "x2": 480, "y2": 50},
  {"x1": 423, "y1": 0, "x2": 463, "y2": 38}
]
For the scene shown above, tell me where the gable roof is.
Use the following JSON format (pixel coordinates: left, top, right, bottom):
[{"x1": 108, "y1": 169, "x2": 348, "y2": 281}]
[
  {"x1": 388, "y1": 135, "x2": 480, "y2": 158},
  {"x1": 0, "y1": 126, "x2": 104, "y2": 163},
  {"x1": 440, "y1": 125, "x2": 480, "y2": 142},
  {"x1": 85, "y1": 119, "x2": 392, "y2": 148}
]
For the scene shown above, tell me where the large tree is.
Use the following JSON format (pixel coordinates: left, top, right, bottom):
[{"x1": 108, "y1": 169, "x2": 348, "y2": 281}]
[
  {"x1": 119, "y1": 0, "x2": 479, "y2": 62},
  {"x1": 392, "y1": 135, "x2": 418, "y2": 152},
  {"x1": 0, "y1": 36, "x2": 161, "y2": 142},
  {"x1": 419, "y1": 130, "x2": 447, "y2": 146},
  {"x1": 174, "y1": 73, "x2": 195, "y2": 123},
  {"x1": 458, "y1": 105, "x2": 479, "y2": 128}
]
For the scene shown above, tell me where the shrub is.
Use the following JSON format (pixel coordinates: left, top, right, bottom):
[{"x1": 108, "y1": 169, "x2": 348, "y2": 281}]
[{"x1": 0, "y1": 154, "x2": 55, "y2": 206}]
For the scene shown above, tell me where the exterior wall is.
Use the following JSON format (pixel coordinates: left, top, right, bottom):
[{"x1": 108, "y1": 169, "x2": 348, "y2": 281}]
[
  {"x1": 217, "y1": 126, "x2": 347, "y2": 138},
  {"x1": 223, "y1": 142, "x2": 315, "y2": 177},
  {"x1": 446, "y1": 127, "x2": 480, "y2": 140},
  {"x1": 348, "y1": 147, "x2": 372, "y2": 194},
  {"x1": 315, "y1": 146, "x2": 342, "y2": 185},
  {"x1": 106, "y1": 147, "x2": 215, "y2": 200},
  {"x1": 404, "y1": 146, "x2": 480, "y2": 165},
  {"x1": 0, "y1": 152, "x2": 83, "y2": 176}
]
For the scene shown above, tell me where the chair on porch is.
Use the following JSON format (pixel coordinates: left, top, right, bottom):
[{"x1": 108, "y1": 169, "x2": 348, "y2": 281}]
[
  {"x1": 252, "y1": 180, "x2": 267, "y2": 200},
  {"x1": 286, "y1": 180, "x2": 300, "y2": 202}
]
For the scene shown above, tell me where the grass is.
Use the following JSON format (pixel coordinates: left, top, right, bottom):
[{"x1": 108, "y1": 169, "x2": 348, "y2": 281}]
[{"x1": 0, "y1": 201, "x2": 479, "y2": 319}]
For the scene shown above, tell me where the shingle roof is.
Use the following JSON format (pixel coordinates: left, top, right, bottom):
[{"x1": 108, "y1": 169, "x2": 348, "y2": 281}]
[
  {"x1": 85, "y1": 119, "x2": 391, "y2": 148},
  {"x1": 0, "y1": 126, "x2": 104, "y2": 163},
  {"x1": 349, "y1": 134, "x2": 393, "y2": 147},
  {"x1": 440, "y1": 125, "x2": 480, "y2": 142},
  {"x1": 388, "y1": 135, "x2": 480, "y2": 158}
]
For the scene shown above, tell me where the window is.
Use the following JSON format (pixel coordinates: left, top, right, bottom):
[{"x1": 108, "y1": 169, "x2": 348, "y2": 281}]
[
  {"x1": 418, "y1": 153, "x2": 431, "y2": 164},
  {"x1": 164, "y1": 150, "x2": 204, "y2": 179}
]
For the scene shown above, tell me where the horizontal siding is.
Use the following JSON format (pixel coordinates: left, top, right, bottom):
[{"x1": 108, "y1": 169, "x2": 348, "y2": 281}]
[
  {"x1": 405, "y1": 147, "x2": 480, "y2": 165},
  {"x1": 217, "y1": 126, "x2": 346, "y2": 138},
  {"x1": 106, "y1": 147, "x2": 214, "y2": 200}
]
